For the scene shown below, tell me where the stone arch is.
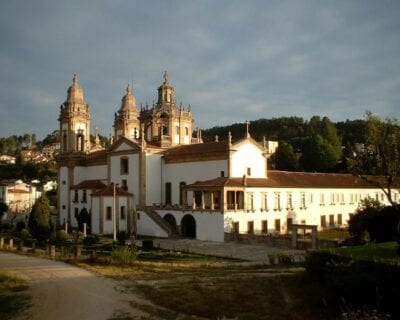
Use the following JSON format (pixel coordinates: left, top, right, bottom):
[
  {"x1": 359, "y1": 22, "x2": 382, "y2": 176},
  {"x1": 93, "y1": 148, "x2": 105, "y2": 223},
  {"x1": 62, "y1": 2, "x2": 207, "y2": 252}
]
[
  {"x1": 163, "y1": 213, "x2": 177, "y2": 233},
  {"x1": 181, "y1": 214, "x2": 196, "y2": 238}
]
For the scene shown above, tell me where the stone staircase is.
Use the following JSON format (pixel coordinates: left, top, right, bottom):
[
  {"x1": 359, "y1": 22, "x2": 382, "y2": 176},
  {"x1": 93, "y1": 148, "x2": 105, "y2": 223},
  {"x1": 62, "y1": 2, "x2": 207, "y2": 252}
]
[{"x1": 143, "y1": 206, "x2": 179, "y2": 238}]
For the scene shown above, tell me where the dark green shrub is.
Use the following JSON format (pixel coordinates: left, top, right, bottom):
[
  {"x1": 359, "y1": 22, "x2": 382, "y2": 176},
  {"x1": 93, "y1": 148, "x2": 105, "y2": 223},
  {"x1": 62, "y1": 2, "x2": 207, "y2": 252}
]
[
  {"x1": 16, "y1": 221, "x2": 26, "y2": 232},
  {"x1": 306, "y1": 251, "x2": 400, "y2": 317},
  {"x1": 116, "y1": 230, "x2": 127, "y2": 246},
  {"x1": 56, "y1": 230, "x2": 68, "y2": 242},
  {"x1": 142, "y1": 239, "x2": 153, "y2": 251},
  {"x1": 83, "y1": 234, "x2": 99, "y2": 245},
  {"x1": 20, "y1": 228, "x2": 31, "y2": 241}
]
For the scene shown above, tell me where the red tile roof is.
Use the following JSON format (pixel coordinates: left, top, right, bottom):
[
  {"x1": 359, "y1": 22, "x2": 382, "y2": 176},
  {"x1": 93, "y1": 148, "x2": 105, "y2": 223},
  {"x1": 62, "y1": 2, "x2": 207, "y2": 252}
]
[
  {"x1": 164, "y1": 141, "x2": 228, "y2": 161},
  {"x1": 186, "y1": 171, "x2": 396, "y2": 189},
  {"x1": 71, "y1": 180, "x2": 107, "y2": 190},
  {"x1": 91, "y1": 184, "x2": 133, "y2": 197}
]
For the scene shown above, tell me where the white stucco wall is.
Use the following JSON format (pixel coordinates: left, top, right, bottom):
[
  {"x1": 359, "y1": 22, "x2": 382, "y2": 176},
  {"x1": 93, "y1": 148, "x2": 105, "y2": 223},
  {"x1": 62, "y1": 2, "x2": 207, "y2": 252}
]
[
  {"x1": 156, "y1": 210, "x2": 225, "y2": 242},
  {"x1": 58, "y1": 166, "x2": 69, "y2": 225},
  {"x1": 110, "y1": 153, "x2": 140, "y2": 198},
  {"x1": 146, "y1": 153, "x2": 163, "y2": 205},
  {"x1": 74, "y1": 165, "x2": 107, "y2": 184},
  {"x1": 231, "y1": 142, "x2": 266, "y2": 178},
  {"x1": 224, "y1": 187, "x2": 393, "y2": 235},
  {"x1": 164, "y1": 160, "x2": 228, "y2": 205},
  {"x1": 137, "y1": 210, "x2": 169, "y2": 238}
]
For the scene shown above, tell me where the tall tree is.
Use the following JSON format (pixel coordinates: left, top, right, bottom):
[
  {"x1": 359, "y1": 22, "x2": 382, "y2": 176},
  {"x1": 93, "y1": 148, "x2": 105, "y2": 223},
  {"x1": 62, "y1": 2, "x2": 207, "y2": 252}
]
[
  {"x1": 349, "y1": 112, "x2": 400, "y2": 206},
  {"x1": 28, "y1": 194, "x2": 52, "y2": 241},
  {"x1": 271, "y1": 142, "x2": 299, "y2": 171}
]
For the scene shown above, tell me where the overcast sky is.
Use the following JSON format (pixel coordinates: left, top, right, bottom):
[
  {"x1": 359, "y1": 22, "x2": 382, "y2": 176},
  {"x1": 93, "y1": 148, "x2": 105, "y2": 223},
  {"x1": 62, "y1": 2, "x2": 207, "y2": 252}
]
[{"x1": 1, "y1": 0, "x2": 400, "y2": 139}]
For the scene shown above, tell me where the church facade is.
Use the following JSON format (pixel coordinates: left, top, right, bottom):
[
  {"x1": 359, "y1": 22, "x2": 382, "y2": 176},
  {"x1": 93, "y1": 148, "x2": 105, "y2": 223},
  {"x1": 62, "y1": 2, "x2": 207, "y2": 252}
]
[{"x1": 56, "y1": 73, "x2": 396, "y2": 242}]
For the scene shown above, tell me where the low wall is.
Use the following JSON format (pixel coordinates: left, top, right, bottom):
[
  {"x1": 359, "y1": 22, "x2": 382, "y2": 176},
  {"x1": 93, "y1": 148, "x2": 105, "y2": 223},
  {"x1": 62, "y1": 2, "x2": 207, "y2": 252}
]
[
  {"x1": 224, "y1": 232, "x2": 292, "y2": 248},
  {"x1": 224, "y1": 233, "x2": 339, "y2": 249}
]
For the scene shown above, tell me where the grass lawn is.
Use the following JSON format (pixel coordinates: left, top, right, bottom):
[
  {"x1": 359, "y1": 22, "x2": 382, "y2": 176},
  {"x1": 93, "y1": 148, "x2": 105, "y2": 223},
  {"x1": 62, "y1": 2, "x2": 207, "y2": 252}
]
[
  {"x1": 0, "y1": 269, "x2": 30, "y2": 320},
  {"x1": 332, "y1": 241, "x2": 400, "y2": 262}
]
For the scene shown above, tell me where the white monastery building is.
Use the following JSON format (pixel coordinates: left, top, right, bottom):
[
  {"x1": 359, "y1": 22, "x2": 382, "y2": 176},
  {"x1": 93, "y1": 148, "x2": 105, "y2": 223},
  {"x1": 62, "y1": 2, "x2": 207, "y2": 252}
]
[{"x1": 56, "y1": 73, "x2": 397, "y2": 242}]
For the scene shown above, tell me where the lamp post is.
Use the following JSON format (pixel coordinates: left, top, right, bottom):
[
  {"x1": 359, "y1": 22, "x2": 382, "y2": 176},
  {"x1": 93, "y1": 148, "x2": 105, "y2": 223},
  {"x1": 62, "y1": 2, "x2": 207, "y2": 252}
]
[{"x1": 113, "y1": 183, "x2": 119, "y2": 241}]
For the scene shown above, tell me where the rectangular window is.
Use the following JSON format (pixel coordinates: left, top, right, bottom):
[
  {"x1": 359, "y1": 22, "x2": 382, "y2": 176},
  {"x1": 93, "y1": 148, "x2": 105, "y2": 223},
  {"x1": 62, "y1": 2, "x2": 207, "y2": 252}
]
[
  {"x1": 120, "y1": 206, "x2": 126, "y2": 220},
  {"x1": 286, "y1": 192, "x2": 293, "y2": 210},
  {"x1": 82, "y1": 189, "x2": 87, "y2": 203},
  {"x1": 261, "y1": 220, "x2": 268, "y2": 234},
  {"x1": 220, "y1": 171, "x2": 225, "y2": 177},
  {"x1": 320, "y1": 193, "x2": 325, "y2": 206},
  {"x1": 300, "y1": 192, "x2": 306, "y2": 209},
  {"x1": 106, "y1": 206, "x2": 112, "y2": 220},
  {"x1": 261, "y1": 193, "x2": 268, "y2": 211},
  {"x1": 74, "y1": 207, "x2": 79, "y2": 219},
  {"x1": 308, "y1": 193, "x2": 313, "y2": 204},
  {"x1": 247, "y1": 167, "x2": 251, "y2": 176},
  {"x1": 330, "y1": 193, "x2": 335, "y2": 205},
  {"x1": 232, "y1": 222, "x2": 239, "y2": 234},
  {"x1": 62, "y1": 205, "x2": 66, "y2": 209},
  {"x1": 176, "y1": 126, "x2": 179, "y2": 135},
  {"x1": 185, "y1": 127, "x2": 189, "y2": 136},
  {"x1": 120, "y1": 157, "x2": 129, "y2": 174},
  {"x1": 74, "y1": 190, "x2": 79, "y2": 202},
  {"x1": 274, "y1": 219, "x2": 281, "y2": 233},
  {"x1": 337, "y1": 214, "x2": 342, "y2": 226},
  {"x1": 247, "y1": 221, "x2": 254, "y2": 234},
  {"x1": 340, "y1": 193, "x2": 345, "y2": 204},
  {"x1": 121, "y1": 179, "x2": 128, "y2": 191},
  {"x1": 329, "y1": 214, "x2": 334, "y2": 226},
  {"x1": 274, "y1": 192, "x2": 281, "y2": 211},
  {"x1": 320, "y1": 215, "x2": 326, "y2": 228},
  {"x1": 247, "y1": 193, "x2": 254, "y2": 211}
]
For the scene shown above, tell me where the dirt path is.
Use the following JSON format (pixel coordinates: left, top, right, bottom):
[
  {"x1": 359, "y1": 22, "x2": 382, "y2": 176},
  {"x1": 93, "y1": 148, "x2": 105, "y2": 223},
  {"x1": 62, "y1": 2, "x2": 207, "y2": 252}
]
[{"x1": 0, "y1": 252, "x2": 148, "y2": 320}]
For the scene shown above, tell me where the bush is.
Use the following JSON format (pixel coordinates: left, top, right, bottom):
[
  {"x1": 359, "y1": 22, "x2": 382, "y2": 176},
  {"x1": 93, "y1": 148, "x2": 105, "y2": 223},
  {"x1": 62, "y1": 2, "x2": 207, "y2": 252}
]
[
  {"x1": 16, "y1": 221, "x2": 26, "y2": 232},
  {"x1": 110, "y1": 246, "x2": 137, "y2": 265},
  {"x1": 305, "y1": 251, "x2": 400, "y2": 317},
  {"x1": 56, "y1": 230, "x2": 68, "y2": 242},
  {"x1": 117, "y1": 230, "x2": 127, "y2": 246},
  {"x1": 348, "y1": 200, "x2": 400, "y2": 243},
  {"x1": 20, "y1": 228, "x2": 31, "y2": 241},
  {"x1": 83, "y1": 234, "x2": 100, "y2": 245},
  {"x1": 142, "y1": 239, "x2": 153, "y2": 251}
]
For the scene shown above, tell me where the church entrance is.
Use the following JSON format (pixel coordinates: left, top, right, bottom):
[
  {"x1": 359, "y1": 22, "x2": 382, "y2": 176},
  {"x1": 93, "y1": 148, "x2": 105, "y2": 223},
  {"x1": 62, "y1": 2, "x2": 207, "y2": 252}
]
[{"x1": 181, "y1": 214, "x2": 196, "y2": 238}]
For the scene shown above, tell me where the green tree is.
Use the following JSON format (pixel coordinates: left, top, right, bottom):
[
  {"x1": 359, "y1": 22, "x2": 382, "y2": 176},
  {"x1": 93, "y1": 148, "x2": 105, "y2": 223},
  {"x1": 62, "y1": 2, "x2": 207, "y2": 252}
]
[
  {"x1": 0, "y1": 201, "x2": 8, "y2": 220},
  {"x1": 271, "y1": 142, "x2": 299, "y2": 171},
  {"x1": 348, "y1": 112, "x2": 400, "y2": 206},
  {"x1": 28, "y1": 195, "x2": 52, "y2": 241},
  {"x1": 300, "y1": 134, "x2": 340, "y2": 172}
]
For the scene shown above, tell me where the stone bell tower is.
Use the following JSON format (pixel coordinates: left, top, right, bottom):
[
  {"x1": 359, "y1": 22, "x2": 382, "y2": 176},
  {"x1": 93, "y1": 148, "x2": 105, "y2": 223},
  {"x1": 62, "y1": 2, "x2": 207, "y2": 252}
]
[
  {"x1": 113, "y1": 84, "x2": 140, "y2": 140},
  {"x1": 139, "y1": 71, "x2": 194, "y2": 147},
  {"x1": 58, "y1": 74, "x2": 91, "y2": 153}
]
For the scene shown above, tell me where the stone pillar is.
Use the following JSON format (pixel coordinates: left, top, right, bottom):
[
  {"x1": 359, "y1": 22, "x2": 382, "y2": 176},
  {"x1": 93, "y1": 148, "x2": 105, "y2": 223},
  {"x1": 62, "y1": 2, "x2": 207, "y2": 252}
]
[
  {"x1": 31, "y1": 240, "x2": 36, "y2": 253},
  {"x1": 50, "y1": 245, "x2": 56, "y2": 259},
  {"x1": 210, "y1": 192, "x2": 214, "y2": 210},
  {"x1": 65, "y1": 222, "x2": 68, "y2": 233},
  {"x1": 75, "y1": 245, "x2": 82, "y2": 260},
  {"x1": 311, "y1": 227, "x2": 317, "y2": 250},
  {"x1": 90, "y1": 250, "x2": 97, "y2": 261},
  {"x1": 83, "y1": 223, "x2": 87, "y2": 238},
  {"x1": 192, "y1": 193, "x2": 196, "y2": 210},
  {"x1": 201, "y1": 191, "x2": 205, "y2": 210},
  {"x1": 0, "y1": 237, "x2": 4, "y2": 249},
  {"x1": 234, "y1": 191, "x2": 237, "y2": 211},
  {"x1": 9, "y1": 238, "x2": 13, "y2": 250},
  {"x1": 292, "y1": 226, "x2": 298, "y2": 249}
]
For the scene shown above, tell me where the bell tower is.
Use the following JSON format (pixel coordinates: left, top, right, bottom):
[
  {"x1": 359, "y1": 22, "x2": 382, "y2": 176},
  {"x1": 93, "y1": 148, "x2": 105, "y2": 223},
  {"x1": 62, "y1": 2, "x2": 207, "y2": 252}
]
[
  {"x1": 113, "y1": 84, "x2": 140, "y2": 140},
  {"x1": 58, "y1": 74, "x2": 91, "y2": 153},
  {"x1": 139, "y1": 71, "x2": 194, "y2": 147}
]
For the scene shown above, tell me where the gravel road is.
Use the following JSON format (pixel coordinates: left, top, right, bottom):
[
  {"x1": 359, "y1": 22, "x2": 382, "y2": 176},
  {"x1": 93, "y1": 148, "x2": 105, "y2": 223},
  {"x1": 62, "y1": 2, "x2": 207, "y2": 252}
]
[{"x1": 0, "y1": 252, "x2": 145, "y2": 320}]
